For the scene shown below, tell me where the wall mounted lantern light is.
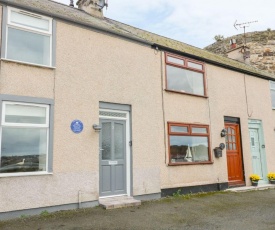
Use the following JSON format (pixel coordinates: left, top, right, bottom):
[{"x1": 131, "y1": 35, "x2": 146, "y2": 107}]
[
  {"x1": 220, "y1": 128, "x2": 227, "y2": 137},
  {"x1": 93, "y1": 124, "x2": 102, "y2": 132}
]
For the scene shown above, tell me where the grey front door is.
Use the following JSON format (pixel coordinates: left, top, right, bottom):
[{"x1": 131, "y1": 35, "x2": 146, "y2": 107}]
[{"x1": 99, "y1": 119, "x2": 126, "y2": 197}]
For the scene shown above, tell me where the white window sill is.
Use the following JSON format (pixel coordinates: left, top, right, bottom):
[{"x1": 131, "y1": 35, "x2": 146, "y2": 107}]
[
  {"x1": 0, "y1": 172, "x2": 53, "y2": 178},
  {"x1": 1, "y1": 58, "x2": 56, "y2": 69}
]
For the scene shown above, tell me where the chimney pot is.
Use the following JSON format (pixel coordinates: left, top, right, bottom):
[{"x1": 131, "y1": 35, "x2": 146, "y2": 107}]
[
  {"x1": 77, "y1": 0, "x2": 105, "y2": 18},
  {"x1": 230, "y1": 39, "x2": 236, "y2": 49}
]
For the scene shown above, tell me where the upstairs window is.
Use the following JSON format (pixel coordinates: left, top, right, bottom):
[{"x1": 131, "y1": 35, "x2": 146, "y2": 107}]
[
  {"x1": 4, "y1": 7, "x2": 53, "y2": 67},
  {"x1": 165, "y1": 53, "x2": 206, "y2": 96},
  {"x1": 168, "y1": 122, "x2": 211, "y2": 165},
  {"x1": 270, "y1": 81, "x2": 275, "y2": 109}
]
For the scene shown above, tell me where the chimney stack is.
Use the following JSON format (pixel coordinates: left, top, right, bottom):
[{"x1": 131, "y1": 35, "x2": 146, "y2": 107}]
[
  {"x1": 76, "y1": 0, "x2": 106, "y2": 18},
  {"x1": 230, "y1": 39, "x2": 237, "y2": 49}
]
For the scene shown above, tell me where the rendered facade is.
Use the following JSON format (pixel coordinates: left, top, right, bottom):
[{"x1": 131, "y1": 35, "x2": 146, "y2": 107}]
[{"x1": 0, "y1": 0, "x2": 275, "y2": 219}]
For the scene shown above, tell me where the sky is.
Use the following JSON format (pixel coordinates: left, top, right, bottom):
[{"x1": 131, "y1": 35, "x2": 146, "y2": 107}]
[{"x1": 54, "y1": 0, "x2": 275, "y2": 48}]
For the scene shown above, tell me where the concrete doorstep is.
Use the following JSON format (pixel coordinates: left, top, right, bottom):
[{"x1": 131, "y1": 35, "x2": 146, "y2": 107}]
[
  {"x1": 99, "y1": 196, "x2": 141, "y2": 210},
  {"x1": 227, "y1": 184, "x2": 275, "y2": 192}
]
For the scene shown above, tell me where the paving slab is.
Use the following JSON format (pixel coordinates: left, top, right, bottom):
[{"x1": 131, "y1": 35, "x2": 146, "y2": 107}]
[
  {"x1": 227, "y1": 184, "x2": 275, "y2": 192},
  {"x1": 99, "y1": 195, "x2": 141, "y2": 209}
]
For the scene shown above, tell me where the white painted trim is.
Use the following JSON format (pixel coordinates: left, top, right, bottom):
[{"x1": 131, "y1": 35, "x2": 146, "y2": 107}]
[
  {"x1": 7, "y1": 7, "x2": 52, "y2": 34},
  {"x1": 2, "y1": 101, "x2": 49, "y2": 127},
  {"x1": 1, "y1": 58, "x2": 56, "y2": 69},
  {"x1": 0, "y1": 101, "x2": 50, "y2": 176},
  {"x1": 99, "y1": 194, "x2": 128, "y2": 199},
  {"x1": 99, "y1": 108, "x2": 131, "y2": 196},
  {"x1": 0, "y1": 172, "x2": 53, "y2": 177},
  {"x1": 6, "y1": 7, "x2": 53, "y2": 67}
]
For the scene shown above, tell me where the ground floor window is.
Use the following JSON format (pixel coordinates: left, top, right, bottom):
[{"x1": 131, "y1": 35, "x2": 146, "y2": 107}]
[
  {"x1": 0, "y1": 97, "x2": 53, "y2": 175},
  {"x1": 168, "y1": 122, "x2": 211, "y2": 165}
]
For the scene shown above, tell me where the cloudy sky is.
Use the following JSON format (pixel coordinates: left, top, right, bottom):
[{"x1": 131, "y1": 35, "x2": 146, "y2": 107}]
[{"x1": 54, "y1": 0, "x2": 275, "y2": 48}]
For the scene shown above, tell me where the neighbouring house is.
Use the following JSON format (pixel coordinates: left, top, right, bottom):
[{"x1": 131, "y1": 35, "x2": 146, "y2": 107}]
[
  {"x1": 205, "y1": 30, "x2": 275, "y2": 74},
  {"x1": 1, "y1": 0, "x2": 275, "y2": 220}
]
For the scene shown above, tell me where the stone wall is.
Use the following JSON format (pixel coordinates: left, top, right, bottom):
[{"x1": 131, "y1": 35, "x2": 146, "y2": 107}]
[{"x1": 205, "y1": 30, "x2": 275, "y2": 74}]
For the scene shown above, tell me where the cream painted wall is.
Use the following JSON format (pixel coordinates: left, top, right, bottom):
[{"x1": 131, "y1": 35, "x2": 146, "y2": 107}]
[
  {"x1": 0, "y1": 19, "x2": 164, "y2": 212},
  {"x1": 160, "y1": 56, "x2": 275, "y2": 189},
  {"x1": 1, "y1": 6, "x2": 275, "y2": 214}
]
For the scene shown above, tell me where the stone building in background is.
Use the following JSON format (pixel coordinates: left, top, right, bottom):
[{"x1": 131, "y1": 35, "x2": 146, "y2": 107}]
[{"x1": 205, "y1": 30, "x2": 275, "y2": 74}]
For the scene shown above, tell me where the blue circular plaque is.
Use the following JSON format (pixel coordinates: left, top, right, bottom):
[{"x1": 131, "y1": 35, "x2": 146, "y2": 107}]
[{"x1": 71, "y1": 120, "x2": 83, "y2": 134}]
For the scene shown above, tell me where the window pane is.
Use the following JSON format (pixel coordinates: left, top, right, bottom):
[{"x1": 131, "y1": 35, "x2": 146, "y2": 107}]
[
  {"x1": 5, "y1": 104, "x2": 47, "y2": 124},
  {"x1": 270, "y1": 81, "x2": 275, "y2": 90},
  {"x1": 271, "y1": 90, "x2": 275, "y2": 108},
  {"x1": 170, "y1": 136, "x2": 209, "y2": 163},
  {"x1": 191, "y1": 127, "x2": 207, "y2": 134},
  {"x1": 167, "y1": 56, "x2": 184, "y2": 65},
  {"x1": 167, "y1": 65, "x2": 204, "y2": 95},
  {"x1": 171, "y1": 126, "x2": 188, "y2": 133},
  {"x1": 227, "y1": 128, "x2": 231, "y2": 134},
  {"x1": 10, "y1": 10, "x2": 49, "y2": 31},
  {"x1": 102, "y1": 122, "x2": 112, "y2": 160},
  {"x1": 114, "y1": 123, "x2": 124, "y2": 159},
  {"x1": 7, "y1": 27, "x2": 50, "y2": 66},
  {"x1": 0, "y1": 127, "x2": 47, "y2": 173},
  {"x1": 187, "y1": 61, "x2": 203, "y2": 70}
]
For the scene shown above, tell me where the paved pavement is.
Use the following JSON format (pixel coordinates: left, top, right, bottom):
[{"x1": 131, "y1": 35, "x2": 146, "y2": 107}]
[{"x1": 1, "y1": 188, "x2": 275, "y2": 230}]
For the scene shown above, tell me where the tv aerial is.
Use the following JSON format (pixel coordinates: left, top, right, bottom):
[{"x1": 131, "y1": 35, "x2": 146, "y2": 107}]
[
  {"x1": 233, "y1": 20, "x2": 258, "y2": 60},
  {"x1": 96, "y1": 0, "x2": 108, "y2": 10},
  {"x1": 234, "y1": 20, "x2": 258, "y2": 46}
]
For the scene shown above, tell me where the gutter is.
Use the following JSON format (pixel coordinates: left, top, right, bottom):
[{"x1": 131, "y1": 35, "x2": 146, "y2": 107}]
[
  {"x1": 0, "y1": 0, "x2": 153, "y2": 47},
  {"x1": 153, "y1": 44, "x2": 275, "y2": 81}
]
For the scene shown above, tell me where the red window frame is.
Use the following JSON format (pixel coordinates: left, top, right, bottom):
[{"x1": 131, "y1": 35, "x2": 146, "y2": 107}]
[
  {"x1": 168, "y1": 122, "x2": 212, "y2": 165},
  {"x1": 165, "y1": 53, "x2": 207, "y2": 97}
]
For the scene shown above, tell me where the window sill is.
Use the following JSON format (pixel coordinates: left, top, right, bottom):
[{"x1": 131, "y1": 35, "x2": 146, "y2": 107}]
[
  {"x1": 165, "y1": 89, "x2": 208, "y2": 98},
  {"x1": 168, "y1": 161, "x2": 213, "y2": 166},
  {"x1": 0, "y1": 172, "x2": 53, "y2": 178},
  {"x1": 1, "y1": 58, "x2": 56, "y2": 70}
]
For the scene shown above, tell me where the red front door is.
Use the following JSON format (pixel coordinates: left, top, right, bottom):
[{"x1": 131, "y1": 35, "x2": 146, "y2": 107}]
[{"x1": 225, "y1": 123, "x2": 245, "y2": 186}]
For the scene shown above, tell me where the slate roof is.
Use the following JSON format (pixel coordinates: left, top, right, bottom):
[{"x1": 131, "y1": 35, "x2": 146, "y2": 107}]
[{"x1": 1, "y1": 0, "x2": 274, "y2": 79}]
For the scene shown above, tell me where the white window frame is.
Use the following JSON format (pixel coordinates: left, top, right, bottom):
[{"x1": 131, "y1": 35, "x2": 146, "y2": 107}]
[
  {"x1": 4, "y1": 7, "x2": 53, "y2": 67},
  {"x1": 270, "y1": 81, "x2": 275, "y2": 109},
  {"x1": 2, "y1": 101, "x2": 49, "y2": 127},
  {"x1": 0, "y1": 101, "x2": 50, "y2": 176}
]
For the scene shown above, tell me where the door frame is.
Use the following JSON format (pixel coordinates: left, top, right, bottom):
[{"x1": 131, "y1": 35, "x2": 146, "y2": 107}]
[
  {"x1": 99, "y1": 103, "x2": 131, "y2": 197},
  {"x1": 224, "y1": 116, "x2": 245, "y2": 186},
  {"x1": 248, "y1": 119, "x2": 268, "y2": 184}
]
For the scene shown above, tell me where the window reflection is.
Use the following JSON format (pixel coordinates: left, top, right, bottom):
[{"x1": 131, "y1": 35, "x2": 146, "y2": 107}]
[
  {"x1": 170, "y1": 136, "x2": 209, "y2": 163},
  {"x1": 1, "y1": 127, "x2": 47, "y2": 173}
]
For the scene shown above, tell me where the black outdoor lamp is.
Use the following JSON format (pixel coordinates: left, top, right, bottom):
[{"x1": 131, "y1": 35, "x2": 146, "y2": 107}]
[{"x1": 220, "y1": 128, "x2": 227, "y2": 137}]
